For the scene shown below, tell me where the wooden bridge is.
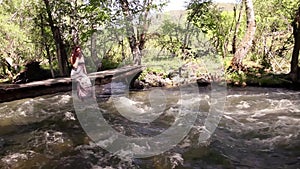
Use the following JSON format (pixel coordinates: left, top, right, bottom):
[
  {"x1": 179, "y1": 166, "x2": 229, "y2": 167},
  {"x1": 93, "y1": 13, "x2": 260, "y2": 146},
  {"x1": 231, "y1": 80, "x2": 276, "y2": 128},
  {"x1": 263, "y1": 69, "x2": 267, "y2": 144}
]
[{"x1": 0, "y1": 65, "x2": 144, "y2": 103}]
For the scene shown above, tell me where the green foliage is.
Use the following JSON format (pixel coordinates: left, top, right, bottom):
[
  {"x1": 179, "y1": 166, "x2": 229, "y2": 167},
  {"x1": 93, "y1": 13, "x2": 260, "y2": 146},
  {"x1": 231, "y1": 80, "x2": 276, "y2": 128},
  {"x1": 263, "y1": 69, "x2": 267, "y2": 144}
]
[
  {"x1": 0, "y1": 0, "x2": 299, "y2": 85},
  {"x1": 252, "y1": 0, "x2": 299, "y2": 73},
  {"x1": 187, "y1": 0, "x2": 299, "y2": 79},
  {"x1": 0, "y1": 0, "x2": 38, "y2": 80},
  {"x1": 187, "y1": 0, "x2": 218, "y2": 33},
  {"x1": 0, "y1": 0, "x2": 112, "y2": 78},
  {"x1": 101, "y1": 58, "x2": 120, "y2": 70},
  {"x1": 40, "y1": 0, "x2": 110, "y2": 46},
  {"x1": 138, "y1": 66, "x2": 168, "y2": 81},
  {"x1": 226, "y1": 70, "x2": 247, "y2": 84},
  {"x1": 187, "y1": 0, "x2": 237, "y2": 57},
  {"x1": 155, "y1": 19, "x2": 183, "y2": 56}
]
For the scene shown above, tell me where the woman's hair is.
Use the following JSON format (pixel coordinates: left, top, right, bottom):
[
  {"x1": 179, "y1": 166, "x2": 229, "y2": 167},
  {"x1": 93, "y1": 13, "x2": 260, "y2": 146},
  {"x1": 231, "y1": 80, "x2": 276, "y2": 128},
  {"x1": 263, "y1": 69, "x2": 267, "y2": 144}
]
[
  {"x1": 74, "y1": 46, "x2": 80, "y2": 52},
  {"x1": 70, "y1": 46, "x2": 81, "y2": 65}
]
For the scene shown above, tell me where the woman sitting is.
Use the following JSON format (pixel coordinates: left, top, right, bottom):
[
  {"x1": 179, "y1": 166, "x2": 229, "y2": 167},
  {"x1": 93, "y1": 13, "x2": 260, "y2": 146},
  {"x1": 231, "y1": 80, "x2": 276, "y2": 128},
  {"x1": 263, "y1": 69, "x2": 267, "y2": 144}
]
[{"x1": 70, "y1": 46, "x2": 94, "y2": 101}]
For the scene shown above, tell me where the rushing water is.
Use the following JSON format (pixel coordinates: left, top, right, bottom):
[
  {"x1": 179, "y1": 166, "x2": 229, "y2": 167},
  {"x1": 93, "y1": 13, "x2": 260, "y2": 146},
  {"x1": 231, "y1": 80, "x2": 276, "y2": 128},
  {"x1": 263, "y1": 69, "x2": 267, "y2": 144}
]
[{"x1": 0, "y1": 85, "x2": 299, "y2": 169}]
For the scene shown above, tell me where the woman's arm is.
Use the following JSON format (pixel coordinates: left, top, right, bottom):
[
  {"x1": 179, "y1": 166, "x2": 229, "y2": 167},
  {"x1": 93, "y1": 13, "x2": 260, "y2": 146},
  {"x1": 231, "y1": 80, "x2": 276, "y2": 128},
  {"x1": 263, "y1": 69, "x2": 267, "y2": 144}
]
[{"x1": 73, "y1": 56, "x2": 79, "y2": 69}]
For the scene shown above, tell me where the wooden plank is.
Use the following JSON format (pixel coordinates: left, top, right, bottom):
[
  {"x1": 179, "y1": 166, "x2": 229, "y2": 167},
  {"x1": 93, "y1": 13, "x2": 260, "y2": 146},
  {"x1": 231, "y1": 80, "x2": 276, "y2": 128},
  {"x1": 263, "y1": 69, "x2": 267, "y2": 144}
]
[{"x1": 0, "y1": 65, "x2": 144, "y2": 103}]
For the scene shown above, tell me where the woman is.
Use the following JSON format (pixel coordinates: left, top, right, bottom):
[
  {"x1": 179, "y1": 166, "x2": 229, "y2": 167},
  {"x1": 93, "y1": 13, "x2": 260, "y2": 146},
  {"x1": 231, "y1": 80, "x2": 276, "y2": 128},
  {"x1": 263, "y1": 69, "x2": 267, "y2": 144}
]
[{"x1": 70, "y1": 46, "x2": 94, "y2": 100}]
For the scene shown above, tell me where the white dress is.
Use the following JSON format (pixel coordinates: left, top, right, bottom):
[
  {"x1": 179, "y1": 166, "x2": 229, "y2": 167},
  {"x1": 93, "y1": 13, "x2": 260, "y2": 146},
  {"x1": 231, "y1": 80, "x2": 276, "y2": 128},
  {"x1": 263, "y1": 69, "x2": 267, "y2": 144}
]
[{"x1": 71, "y1": 56, "x2": 93, "y2": 100}]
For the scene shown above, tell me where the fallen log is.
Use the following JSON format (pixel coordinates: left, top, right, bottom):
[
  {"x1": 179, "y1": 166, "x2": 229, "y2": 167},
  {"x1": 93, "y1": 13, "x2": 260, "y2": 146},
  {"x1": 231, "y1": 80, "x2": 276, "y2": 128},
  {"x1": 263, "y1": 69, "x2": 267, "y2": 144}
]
[{"x1": 0, "y1": 66, "x2": 144, "y2": 103}]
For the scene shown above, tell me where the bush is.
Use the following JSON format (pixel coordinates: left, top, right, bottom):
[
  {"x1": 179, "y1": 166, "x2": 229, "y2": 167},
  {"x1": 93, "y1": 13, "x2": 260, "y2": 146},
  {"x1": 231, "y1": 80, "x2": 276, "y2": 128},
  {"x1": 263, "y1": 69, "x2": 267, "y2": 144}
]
[{"x1": 101, "y1": 58, "x2": 120, "y2": 70}]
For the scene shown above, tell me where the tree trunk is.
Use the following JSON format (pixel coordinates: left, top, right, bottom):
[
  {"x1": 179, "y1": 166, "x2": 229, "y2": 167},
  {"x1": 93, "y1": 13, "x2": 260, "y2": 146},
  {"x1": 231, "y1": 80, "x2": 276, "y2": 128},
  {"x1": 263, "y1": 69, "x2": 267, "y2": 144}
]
[
  {"x1": 290, "y1": 7, "x2": 300, "y2": 82},
  {"x1": 40, "y1": 13, "x2": 55, "y2": 78},
  {"x1": 232, "y1": 3, "x2": 243, "y2": 54},
  {"x1": 182, "y1": 20, "x2": 191, "y2": 58},
  {"x1": 119, "y1": 0, "x2": 151, "y2": 65},
  {"x1": 46, "y1": 44, "x2": 55, "y2": 78},
  {"x1": 114, "y1": 32, "x2": 126, "y2": 61},
  {"x1": 71, "y1": 0, "x2": 79, "y2": 46},
  {"x1": 43, "y1": 0, "x2": 69, "y2": 77},
  {"x1": 119, "y1": 0, "x2": 139, "y2": 65},
  {"x1": 90, "y1": 31, "x2": 102, "y2": 71},
  {"x1": 132, "y1": 44, "x2": 142, "y2": 65},
  {"x1": 121, "y1": 39, "x2": 126, "y2": 61},
  {"x1": 137, "y1": 0, "x2": 151, "y2": 56},
  {"x1": 231, "y1": 0, "x2": 256, "y2": 70}
]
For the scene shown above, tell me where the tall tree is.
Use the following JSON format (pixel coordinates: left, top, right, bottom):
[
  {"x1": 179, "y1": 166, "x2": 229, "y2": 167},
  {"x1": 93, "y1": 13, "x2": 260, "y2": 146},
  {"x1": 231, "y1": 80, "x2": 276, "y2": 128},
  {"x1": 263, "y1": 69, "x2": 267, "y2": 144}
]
[
  {"x1": 290, "y1": 6, "x2": 300, "y2": 82},
  {"x1": 43, "y1": 0, "x2": 69, "y2": 76},
  {"x1": 230, "y1": 0, "x2": 256, "y2": 70},
  {"x1": 40, "y1": 0, "x2": 109, "y2": 75},
  {"x1": 39, "y1": 13, "x2": 55, "y2": 78},
  {"x1": 232, "y1": 3, "x2": 243, "y2": 54},
  {"x1": 118, "y1": 0, "x2": 167, "y2": 65}
]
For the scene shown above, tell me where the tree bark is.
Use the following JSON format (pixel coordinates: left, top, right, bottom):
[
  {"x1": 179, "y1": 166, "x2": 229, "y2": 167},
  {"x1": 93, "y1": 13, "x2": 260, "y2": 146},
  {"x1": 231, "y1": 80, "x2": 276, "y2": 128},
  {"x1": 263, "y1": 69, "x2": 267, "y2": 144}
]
[
  {"x1": 290, "y1": 7, "x2": 300, "y2": 82},
  {"x1": 43, "y1": 0, "x2": 69, "y2": 76},
  {"x1": 90, "y1": 31, "x2": 102, "y2": 71},
  {"x1": 71, "y1": 0, "x2": 79, "y2": 46},
  {"x1": 230, "y1": 0, "x2": 256, "y2": 70},
  {"x1": 182, "y1": 21, "x2": 191, "y2": 54},
  {"x1": 119, "y1": 0, "x2": 139, "y2": 65},
  {"x1": 120, "y1": 39, "x2": 126, "y2": 61},
  {"x1": 139, "y1": 0, "x2": 151, "y2": 51},
  {"x1": 40, "y1": 13, "x2": 55, "y2": 78},
  {"x1": 119, "y1": 0, "x2": 151, "y2": 65},
  {"x1": 232, "y1": 3, "x2": 243, "y2": 54}
]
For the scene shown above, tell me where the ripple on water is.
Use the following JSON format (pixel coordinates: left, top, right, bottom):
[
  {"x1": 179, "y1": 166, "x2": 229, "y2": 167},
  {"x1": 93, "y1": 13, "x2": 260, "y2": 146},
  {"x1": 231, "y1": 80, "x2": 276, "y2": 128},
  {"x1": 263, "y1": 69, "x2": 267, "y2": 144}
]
[
  {"x1": 0, "y1": 93, "x2": 72, "y2": 127},
  {"x1": 0, "y1": 87, "x2": 300, "y2": 168}
]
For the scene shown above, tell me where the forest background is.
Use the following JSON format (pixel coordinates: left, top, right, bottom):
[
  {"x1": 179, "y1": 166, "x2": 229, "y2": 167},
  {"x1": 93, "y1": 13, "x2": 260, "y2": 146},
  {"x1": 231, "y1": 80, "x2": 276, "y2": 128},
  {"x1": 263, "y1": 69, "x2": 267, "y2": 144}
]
[{"x1": 0, "y1": 0, "x2": 299, "y2": 86}]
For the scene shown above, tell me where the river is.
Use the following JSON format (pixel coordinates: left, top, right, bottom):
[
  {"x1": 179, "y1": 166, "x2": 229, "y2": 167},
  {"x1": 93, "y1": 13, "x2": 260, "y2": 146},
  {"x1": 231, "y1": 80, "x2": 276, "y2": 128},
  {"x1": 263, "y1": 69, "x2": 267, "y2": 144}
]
[{"x1": 0, "y1": 85, "x2": 299, "y2": 169}]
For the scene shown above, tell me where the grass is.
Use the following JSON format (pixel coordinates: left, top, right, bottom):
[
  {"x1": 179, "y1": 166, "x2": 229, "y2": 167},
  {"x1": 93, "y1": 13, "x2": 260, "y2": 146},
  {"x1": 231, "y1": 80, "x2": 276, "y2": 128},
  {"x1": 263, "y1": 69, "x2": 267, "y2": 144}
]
[{"x1": 142, "y1": 56, "x2": 183, "y2": 73}]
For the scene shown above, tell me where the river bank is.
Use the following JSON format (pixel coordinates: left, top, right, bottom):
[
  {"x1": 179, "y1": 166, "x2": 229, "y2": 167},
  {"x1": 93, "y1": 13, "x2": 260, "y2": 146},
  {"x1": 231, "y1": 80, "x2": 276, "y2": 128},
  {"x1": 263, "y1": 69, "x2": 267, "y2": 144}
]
[
  {"x1": 1, "y1": 63, "x2": 299, "y2": 103},
  {"x1": 135, "y1": 64, "x2": 300, "y2": 90}
]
